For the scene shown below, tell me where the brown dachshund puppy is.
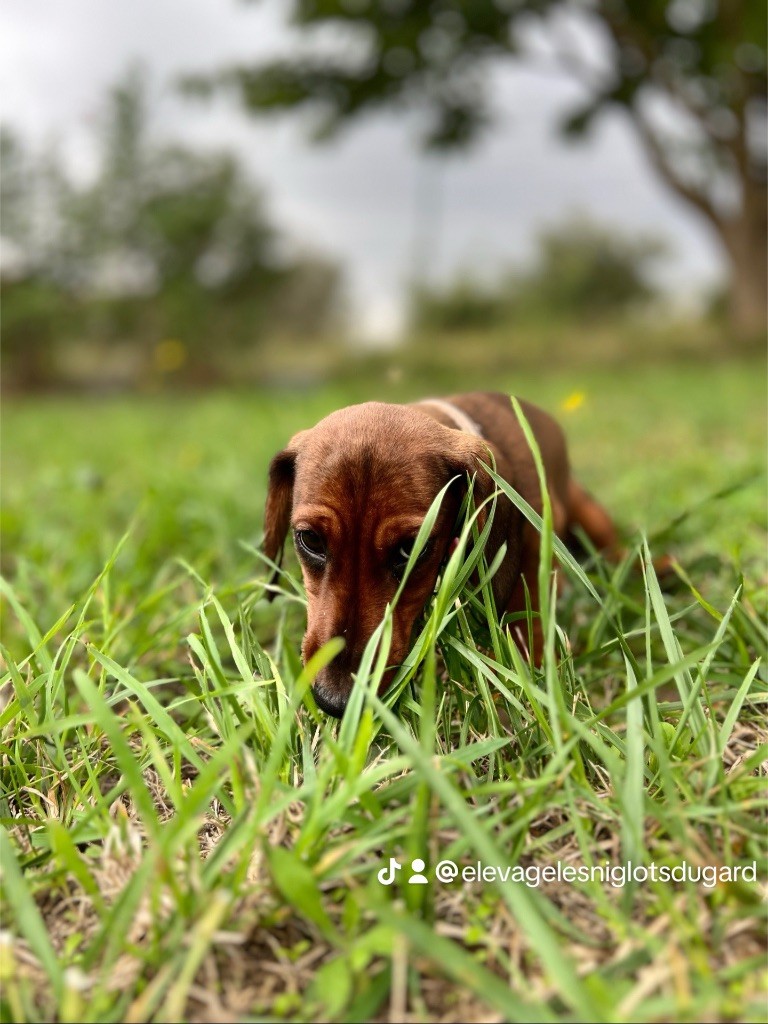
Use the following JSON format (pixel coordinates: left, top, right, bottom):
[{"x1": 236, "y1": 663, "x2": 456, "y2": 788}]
[{"x1": 263, "y1": 392, "x2": 616, "y2": 717}]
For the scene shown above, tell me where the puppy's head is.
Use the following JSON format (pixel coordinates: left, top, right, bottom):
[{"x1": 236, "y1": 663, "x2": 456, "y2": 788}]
[{"x1": 262, "y1": 402, "x2": 493, "y2": 717}]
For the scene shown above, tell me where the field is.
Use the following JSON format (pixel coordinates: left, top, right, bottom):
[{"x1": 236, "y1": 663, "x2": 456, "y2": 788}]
[{"x1": 2, "y1": 357, "x2": 767, "y2": 1023}]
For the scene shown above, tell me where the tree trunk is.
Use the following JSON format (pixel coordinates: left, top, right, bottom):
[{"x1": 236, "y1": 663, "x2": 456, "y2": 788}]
[
  {"x1": 723, "y1": 228, "x2": 767, "y2": 339},
  {"x1": 630, "y1": 111, "x2": 766, "y2": 338},
  {"x1": 720, "y1": 181, "x2": 766, "y2": 339}
]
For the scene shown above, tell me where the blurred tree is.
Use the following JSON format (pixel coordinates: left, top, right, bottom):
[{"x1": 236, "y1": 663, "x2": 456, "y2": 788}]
[
  {"x1": 411, "y1": 275, "x2": 508, "y2": 332},
  {"x1": 0, "y1": 131, "x2": 76, "y2": 388},
  {"x1": 1, "y1": 72, "x2": 344, "y2": 390},
  {"x1": 190, "y1": 0, "x2": 766, "y2": 335},
  {"x1": 0, "y1": 279, "x2": 74, "y2": 390},
  {"x1": 411, "y1": 215, "x2": 665, "y2": 330},
  {"x1": 515, "y1": 215, "x2": 666, "y2": 317},
  {"x1": 0, "y1": 131, "x2": 32, "y2": 254}
]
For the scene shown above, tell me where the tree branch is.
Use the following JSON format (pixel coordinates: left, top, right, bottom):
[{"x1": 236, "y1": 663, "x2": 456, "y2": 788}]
[{"x1": 632, "y1": 111, "x2": 723, "y2": 230}]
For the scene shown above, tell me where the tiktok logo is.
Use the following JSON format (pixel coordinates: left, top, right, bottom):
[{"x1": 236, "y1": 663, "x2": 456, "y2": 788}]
[
  {"x1": 377, "y1": 857, "x2": 402, "y2": 885},
  {"x1": 376, "y1": 857, "x2": 430, "y2": 885}
]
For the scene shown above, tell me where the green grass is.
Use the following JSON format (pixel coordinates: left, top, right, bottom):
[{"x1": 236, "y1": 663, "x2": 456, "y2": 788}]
[{"x1": 2, "y1": 359, "x2": 766, "y2": 1023}]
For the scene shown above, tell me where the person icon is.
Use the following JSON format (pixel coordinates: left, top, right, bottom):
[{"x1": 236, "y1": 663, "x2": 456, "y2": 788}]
[{"x1": 408, "y1": 858, "x2": 429, "y2": 884}]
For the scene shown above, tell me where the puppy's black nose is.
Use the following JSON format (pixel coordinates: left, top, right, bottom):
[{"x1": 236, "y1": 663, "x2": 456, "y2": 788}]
[
  {"x1": 311, "y1": 682, "x2": 350, "y2": 718},
  {"x1": 310, "y1": 662, "x2": 355, "y2": 717}
]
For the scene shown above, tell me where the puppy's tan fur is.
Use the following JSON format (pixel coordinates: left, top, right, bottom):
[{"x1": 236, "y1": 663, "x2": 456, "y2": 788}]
[{"x1": 263, "y1": 392, "x2": 616, "y2": 717}]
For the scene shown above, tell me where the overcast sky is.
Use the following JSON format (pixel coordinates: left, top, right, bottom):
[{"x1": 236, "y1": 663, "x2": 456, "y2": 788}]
[{"x1": 1, "y1": 0, "x2": 726, "y2": 338}]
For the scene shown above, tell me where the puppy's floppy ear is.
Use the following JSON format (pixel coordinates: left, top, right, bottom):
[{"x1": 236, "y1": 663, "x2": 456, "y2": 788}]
[
  {"x1": 443, "y1": 433, "x2": 520, "y2": 608},
  {"x1": 262, "y1": 432, "x2": 306, "y2": 597},
  {"x1": 443, "y1": 434, "x2": 497, "y2": 520}
]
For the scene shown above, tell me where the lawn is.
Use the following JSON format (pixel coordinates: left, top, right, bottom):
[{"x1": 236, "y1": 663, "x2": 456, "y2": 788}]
[{"x1": 2, "y1": 357, "x2": 766, "y2": 1023}]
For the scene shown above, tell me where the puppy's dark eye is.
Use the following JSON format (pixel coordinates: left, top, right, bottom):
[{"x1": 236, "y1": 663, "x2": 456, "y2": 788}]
[
  {"x1": 391, "y1": 537, "x2": 432, "y2": 579},
  {"x1": 295, "y1": 529, "x2": 326, "y2": 563}
]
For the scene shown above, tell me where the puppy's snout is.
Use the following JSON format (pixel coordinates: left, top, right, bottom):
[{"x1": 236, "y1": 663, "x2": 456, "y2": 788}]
[
  {"x1": 311, "y1": 663, "x2": 354, "y2": 718},
  {"x1": 305, "y1": 615, "x2": 408, "y2": 718}
]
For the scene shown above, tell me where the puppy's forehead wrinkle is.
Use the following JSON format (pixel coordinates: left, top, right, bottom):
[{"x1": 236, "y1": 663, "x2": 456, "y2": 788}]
[
  {"x1": 307, "y1": 402, "x2": 452, "y2": 456},
  {"x1": 296, "y1": 432, "x2": 445, "y2": 509}
]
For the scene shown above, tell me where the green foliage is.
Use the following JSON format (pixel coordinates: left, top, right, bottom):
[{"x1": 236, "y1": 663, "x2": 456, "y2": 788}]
[
  {"x1": 411, "y1": 216, "x2": 667, "y2": 331},
  {"x1": 411, "y1": 275, "x2": 509, "y2": 333},
  {"x1": 194, "y1": 1, "x2": 765, "y2": 160},
  {"x1": 0, "y1": 279, "x2": 74, "y2": 389},
  {"x1": 2, "y1": 363, "x2": 766, "y2": 1021},
  {"x1": 517, "y1": 216, "x2": 667, "y2": 319}
]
